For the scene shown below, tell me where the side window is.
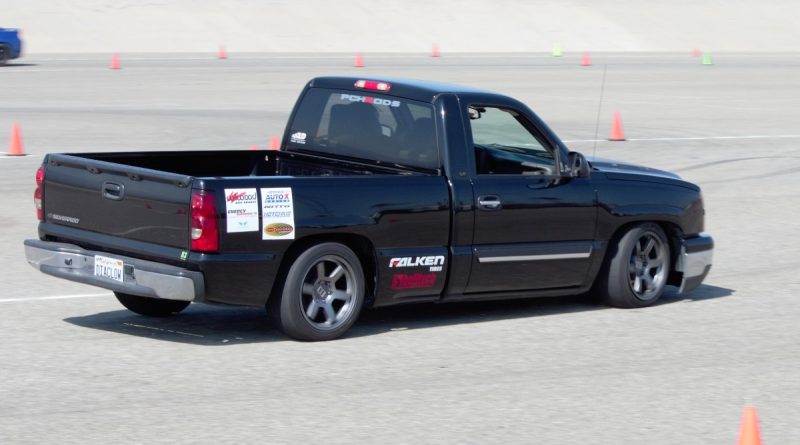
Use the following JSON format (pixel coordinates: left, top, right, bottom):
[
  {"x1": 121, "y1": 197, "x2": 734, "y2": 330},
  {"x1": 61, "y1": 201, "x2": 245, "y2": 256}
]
[{"x1": 469, "y1": 106, "x2": 556, "y2": 175}]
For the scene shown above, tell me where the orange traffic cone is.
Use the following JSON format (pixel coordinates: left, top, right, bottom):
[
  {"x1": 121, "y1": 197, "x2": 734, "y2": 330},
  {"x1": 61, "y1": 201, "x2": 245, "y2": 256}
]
[
  {"x1": 609, "y1": 112, "x2": 626, "y2": 141},
  {"x1": 110, "y1": 54, "x2": 121, "y2": 70},
  {"x1": 581, "y1": 52, "x2": 592, "y2": 66},
  {"x1": 269, "y1": 135, "x2": 280, "y2": 150},
  {"x1": 353, "y1": 52, "x2": 364, "y2": 68},
  {"x1": 431, "y1": 44, "x2": 440, "y2": 57},
  {"x1": 218, "y1": 45, "x2": 227, "y2": 60},
  {"x1": 8, "y1": 123, "x2": 25, "y2": 156},
  {"x1": 737, "y1": 407, "x2": 763, "y2": 445}
]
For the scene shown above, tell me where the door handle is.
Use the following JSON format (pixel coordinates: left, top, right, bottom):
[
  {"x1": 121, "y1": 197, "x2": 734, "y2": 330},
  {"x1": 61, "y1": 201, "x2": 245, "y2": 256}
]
[
  {"x1": 102, "y1": 181, "x2": 124, "y2": 201},
  {"x1": 477, "y1": 195, "x2": 502, "y2": 210}
]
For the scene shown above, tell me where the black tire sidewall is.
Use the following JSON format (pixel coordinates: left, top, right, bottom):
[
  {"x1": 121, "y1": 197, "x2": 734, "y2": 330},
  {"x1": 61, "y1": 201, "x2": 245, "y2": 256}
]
[
  {"x1": 605, "y1": 223, "x2": 670, "y2": 308},
  {"x1": 276, "y1": 243, "x2": 365, "y2": 341}
]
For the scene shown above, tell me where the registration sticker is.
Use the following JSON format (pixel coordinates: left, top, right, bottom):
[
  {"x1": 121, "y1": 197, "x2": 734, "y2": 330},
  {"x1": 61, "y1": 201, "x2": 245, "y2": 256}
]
[{"x1": 94, "y1": 255, "x2": 124, "y2": 283}]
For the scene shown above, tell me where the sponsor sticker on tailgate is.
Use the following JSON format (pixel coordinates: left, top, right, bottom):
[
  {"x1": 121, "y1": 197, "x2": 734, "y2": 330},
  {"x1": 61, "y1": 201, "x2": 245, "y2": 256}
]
[
  {"x1": 224, "y1": 188, "x2": 259, "y2": 233},
  {"x1": 261, "y1": 187, "x2": 295, "y2": 240}
]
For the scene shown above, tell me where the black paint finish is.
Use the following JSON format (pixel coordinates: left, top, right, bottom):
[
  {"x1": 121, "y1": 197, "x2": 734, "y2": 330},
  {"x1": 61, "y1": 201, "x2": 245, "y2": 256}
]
[{"x1": 33, "y1": 76, "x2": 710, "y2": 308}]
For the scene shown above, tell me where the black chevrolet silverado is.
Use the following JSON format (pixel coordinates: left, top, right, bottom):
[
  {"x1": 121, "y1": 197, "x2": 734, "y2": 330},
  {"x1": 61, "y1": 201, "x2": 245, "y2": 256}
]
[{"x1": 25, "y1": 77, "x2": 713, "y2": 341}]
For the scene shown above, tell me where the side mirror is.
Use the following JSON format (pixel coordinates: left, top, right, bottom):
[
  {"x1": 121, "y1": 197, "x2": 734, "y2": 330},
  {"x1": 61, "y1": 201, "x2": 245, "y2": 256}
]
[{"x1": 567, "y1": 151, "x2": 590, "y2": 178}]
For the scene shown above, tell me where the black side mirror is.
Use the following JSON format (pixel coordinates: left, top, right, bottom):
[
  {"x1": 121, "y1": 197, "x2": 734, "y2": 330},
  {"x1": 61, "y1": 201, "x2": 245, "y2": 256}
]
[{"x1": 567, "y1": 152, "x2": 590, "y2": 178}]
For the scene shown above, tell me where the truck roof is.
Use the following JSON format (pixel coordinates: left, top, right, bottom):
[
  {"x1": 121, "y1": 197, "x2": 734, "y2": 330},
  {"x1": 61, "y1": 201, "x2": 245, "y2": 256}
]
[{"x1": 308, "y1": 76, "x2": 499, "y2": 103}]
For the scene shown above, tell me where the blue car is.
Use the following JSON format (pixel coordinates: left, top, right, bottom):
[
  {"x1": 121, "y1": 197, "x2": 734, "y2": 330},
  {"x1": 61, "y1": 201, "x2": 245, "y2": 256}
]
[{"x1": 0, "y1": 28, "x2": 23, "y2": 65}]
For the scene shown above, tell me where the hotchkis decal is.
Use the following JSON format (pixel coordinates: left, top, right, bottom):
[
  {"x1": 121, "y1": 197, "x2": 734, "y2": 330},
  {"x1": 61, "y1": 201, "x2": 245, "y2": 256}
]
[
  {"x1": 290, "y1": 131, "x2": 307, "y2": 144},
  {"x1": 261, "y1": 187, "x2": 295, "y2": 240},
  {"x1": 224, "y1": 188, "x2": 259, "y2": 233},
  {"x1": 391, "y1": 273, "x2": 437, "y2": 290}
]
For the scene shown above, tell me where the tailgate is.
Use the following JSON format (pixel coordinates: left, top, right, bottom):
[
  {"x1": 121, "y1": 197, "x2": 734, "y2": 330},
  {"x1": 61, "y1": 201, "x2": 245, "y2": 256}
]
[{"x1": 43, "y1": 154, "x2": 194, "y2": 249}]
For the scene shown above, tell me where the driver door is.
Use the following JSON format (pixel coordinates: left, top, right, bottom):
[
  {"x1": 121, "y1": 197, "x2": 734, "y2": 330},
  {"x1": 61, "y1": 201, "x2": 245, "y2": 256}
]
[{"x1": 465, "y1": 105, "x2": 597, "y2": 294}]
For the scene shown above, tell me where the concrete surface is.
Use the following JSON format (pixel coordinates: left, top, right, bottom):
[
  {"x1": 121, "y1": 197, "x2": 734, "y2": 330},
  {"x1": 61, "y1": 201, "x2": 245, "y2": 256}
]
[
  {"x1": 1, "y1": 53, "x2": 799, "y2": 443},
  {"x1": 5, "y1": 0, "x2": 800, "y2": 53}
]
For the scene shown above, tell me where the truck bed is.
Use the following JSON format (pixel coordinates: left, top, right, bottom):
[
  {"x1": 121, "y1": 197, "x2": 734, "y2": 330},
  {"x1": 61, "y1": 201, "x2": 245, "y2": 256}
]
[{"x1": 72, "y1": 150, "x2": 431, "y2": 178}]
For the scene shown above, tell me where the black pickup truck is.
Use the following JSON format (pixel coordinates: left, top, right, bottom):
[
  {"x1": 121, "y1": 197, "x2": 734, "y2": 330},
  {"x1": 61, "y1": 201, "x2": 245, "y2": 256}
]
[{"x1": 25, "y1": 76, "x2": 713, "y2": 341}]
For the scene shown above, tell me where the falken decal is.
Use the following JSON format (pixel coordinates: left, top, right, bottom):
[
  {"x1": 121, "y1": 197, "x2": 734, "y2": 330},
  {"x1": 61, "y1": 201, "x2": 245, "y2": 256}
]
[{"x1": 388, "y1": 255, "x2": 445, "y2": 272}]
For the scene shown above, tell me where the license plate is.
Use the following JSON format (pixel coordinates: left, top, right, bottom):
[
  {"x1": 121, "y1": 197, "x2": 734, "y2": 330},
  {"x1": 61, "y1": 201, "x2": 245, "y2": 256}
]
[{"x1": 94, "y1": 255, "x2": 124, "y2": 283}]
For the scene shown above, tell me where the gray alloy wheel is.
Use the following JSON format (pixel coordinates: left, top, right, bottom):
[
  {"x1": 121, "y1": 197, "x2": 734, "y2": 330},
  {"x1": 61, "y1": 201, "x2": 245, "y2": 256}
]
[
  {"x1": 299, "y1": 254, "x2": 359, "y2": 330},
  {"x1": 627, "y1": 231, "x2": 668, "y2": 301},
  {"x1": 598, "y1": 223, "x2": 671, "y2": 308},
  {"x1": 270, "y1": 243, "x2": 365, "y2": 341}
]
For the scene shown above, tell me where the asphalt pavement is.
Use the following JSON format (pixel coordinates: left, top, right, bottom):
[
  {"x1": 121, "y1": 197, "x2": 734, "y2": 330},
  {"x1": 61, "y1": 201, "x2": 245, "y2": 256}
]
[{"x1": 1, "y1": 53, "x2": 799, "y2": 444}]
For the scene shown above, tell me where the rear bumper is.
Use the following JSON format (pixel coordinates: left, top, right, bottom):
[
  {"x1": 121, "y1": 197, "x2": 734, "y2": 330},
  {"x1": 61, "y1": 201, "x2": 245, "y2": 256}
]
[
  {"x1": 24, "y1": 239, "x2": 204, "y2": 302},
  {"x1": 676, "y1": 233, "x2": 713, "y2": 293}
]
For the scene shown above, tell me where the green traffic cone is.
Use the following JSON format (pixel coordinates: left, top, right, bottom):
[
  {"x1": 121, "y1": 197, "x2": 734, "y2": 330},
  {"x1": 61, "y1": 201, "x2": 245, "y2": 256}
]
[
  {"x1": 702, "y1": 52, "x2": 713, "y2": 65},
  {"x1": 552, "y1": 43, "x2": 563, "y2": 57}
]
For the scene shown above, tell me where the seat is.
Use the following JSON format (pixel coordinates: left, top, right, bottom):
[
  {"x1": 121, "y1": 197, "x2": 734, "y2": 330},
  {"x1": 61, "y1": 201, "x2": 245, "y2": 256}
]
[{"x1": 327, "y1": 102, "x2": 385, "y2": 157}]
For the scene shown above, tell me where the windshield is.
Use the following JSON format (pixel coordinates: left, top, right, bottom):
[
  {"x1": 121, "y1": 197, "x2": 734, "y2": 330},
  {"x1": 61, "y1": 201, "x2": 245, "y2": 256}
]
[{"x1": 286, "y1": 88, "x2": 439, "y2": 170}]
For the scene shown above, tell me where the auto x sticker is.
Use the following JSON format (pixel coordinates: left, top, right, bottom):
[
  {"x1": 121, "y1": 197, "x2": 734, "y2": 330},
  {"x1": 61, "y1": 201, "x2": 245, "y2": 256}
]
[
  {"x1": 340, "y1": 94, "x2": 401, "y2": 108},
  {"x1": 290, "y1": 131, "x2": 307, "y2": 144},
  {"x1": 389, "y1": 255, "x2": 445, "y2": 272},
  {"x1": 261, "y1": 187, "x2": 296, "y2": 240},
  {"x1": 224, "y1": 188, "x2": 260, "y2": 233}
]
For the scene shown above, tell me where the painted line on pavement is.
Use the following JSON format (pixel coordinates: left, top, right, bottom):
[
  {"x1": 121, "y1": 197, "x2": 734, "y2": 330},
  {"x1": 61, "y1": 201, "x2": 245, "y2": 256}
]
[
  {"x1": 563, "y1": 134, "x2": 800, "y2": 143},
  {"x1": 0, "y1": 292, "x2": 111, "y2": 303}
]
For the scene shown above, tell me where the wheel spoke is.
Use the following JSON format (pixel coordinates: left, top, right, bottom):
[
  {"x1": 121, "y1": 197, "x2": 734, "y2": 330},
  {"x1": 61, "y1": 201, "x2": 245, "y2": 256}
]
[
  {"x1": 302, "y1": 283, "x2": 316, "y2": 296},
  {"x1": 305, "y1": 300, "x2": 319, "y2": 319},
  {"x1": 643, "y1": 238, "x2": 656, "y2": 256},
  {"x1": 328, "y1": 265, "x2": 345, "y2": 282},
  {"x1": 331, "y1": 290, "x2": 350, "y2": 302},
  {"x1": 316, "y1": 262, "x2": 326, "y2": 281},
  {"x1": 648, "y1": 257, "x2": 664, "y2": 269},
  {"x1": 322, "y1": 303, "x2": 336, "y2": 324},
  {"x1": 643, "y1": 274, "x2": 654, "y2": 291},
  {"x1": 632, "y1": 276, "x2": 642, "y2": 293}
]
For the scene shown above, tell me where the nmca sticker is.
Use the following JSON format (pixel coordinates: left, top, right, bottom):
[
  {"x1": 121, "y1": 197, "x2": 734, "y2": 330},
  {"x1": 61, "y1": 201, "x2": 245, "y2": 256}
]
[{"x1": 264, "y1": 222, "x2": 294, "y2": 237}]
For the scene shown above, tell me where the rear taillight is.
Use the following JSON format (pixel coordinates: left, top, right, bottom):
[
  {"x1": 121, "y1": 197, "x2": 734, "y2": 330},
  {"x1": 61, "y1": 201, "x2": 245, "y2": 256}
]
[
  {"x1": 34, "y1": 165, "x2": 44, "y2": 221},
  {"x1": 190, "y1": 190, "x2": 219, "y2": 252}
]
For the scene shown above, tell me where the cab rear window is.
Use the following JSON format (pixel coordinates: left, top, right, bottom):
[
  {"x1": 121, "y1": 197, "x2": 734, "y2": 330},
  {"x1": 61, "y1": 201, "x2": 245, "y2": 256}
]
[{"x1": 286, "y1": 88, "x2": 439, "y2": 170}]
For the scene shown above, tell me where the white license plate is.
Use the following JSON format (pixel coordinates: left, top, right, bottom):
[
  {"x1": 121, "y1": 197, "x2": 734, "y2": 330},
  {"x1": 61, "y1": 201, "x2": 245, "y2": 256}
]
[{"x1": 94, "y1": 255, "x2": 124, "y2": 283}]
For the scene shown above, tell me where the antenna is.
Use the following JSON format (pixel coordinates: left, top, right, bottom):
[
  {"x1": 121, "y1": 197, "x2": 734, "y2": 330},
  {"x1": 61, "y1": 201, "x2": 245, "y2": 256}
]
[{"x1": 591, "y1": 64, "x2": 608, "y2": 159}]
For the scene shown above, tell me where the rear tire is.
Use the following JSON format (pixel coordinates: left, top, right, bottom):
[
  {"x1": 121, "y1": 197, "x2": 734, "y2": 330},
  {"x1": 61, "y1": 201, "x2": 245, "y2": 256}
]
[
  {"x1": 269, "y1": 243, "x2": 365, "y2": 341},
  {"x1": 597, "y1": 223, "x2": 670, "y2": 308},
  {"x1": 0, "y1": 46, "x2": 8, "y2": 66},
  {"x1": 115, "y1": 292, "x2": 190, "y2": 317}
]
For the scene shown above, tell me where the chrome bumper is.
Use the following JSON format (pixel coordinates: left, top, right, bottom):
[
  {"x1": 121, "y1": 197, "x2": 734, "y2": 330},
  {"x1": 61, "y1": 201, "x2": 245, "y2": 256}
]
[
  {"x1": 675, "y1": 233, "x2": 714, "y2": 293},
  {"x1": 24, "y1": 239, "x2": 204, "y2": 302}
]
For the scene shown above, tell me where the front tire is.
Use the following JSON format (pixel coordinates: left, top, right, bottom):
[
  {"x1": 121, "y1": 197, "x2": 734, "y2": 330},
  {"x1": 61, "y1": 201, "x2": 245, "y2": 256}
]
[
  {"x1": 115, "y1": 292, "x2": 191, "y2": 317},
  {"x1": 598, "y1": 223, "x2": 670, "y2": 308},
  {"x1": 270, "y1": 243, "x2": 365, "y2": 341}
]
